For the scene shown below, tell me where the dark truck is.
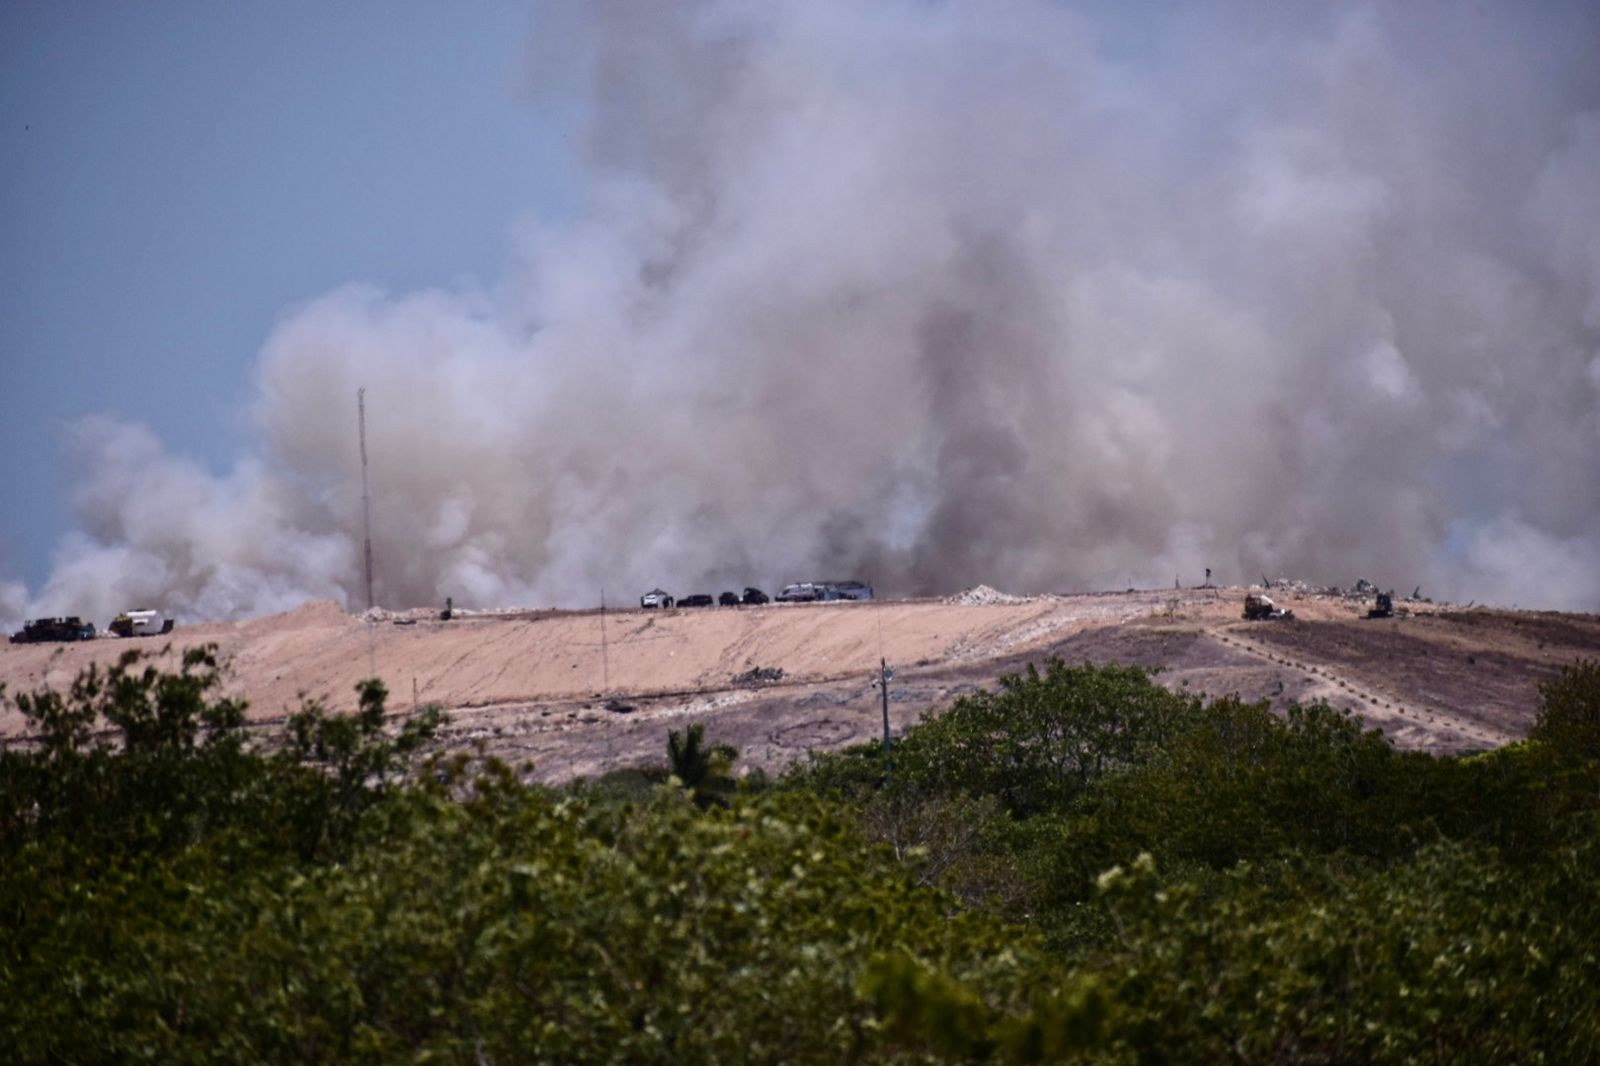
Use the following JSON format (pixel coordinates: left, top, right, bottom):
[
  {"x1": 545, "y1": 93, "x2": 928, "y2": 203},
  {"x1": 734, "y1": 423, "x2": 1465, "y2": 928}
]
[{"x1": 10, "y1": 617, "x2": 97, "y2": 644}]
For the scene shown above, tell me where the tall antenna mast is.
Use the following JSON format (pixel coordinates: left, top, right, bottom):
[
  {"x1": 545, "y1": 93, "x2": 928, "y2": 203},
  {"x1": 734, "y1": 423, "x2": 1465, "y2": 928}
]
[{"x1": 358, "y1": 387, "x2": 374, "y2": 612}]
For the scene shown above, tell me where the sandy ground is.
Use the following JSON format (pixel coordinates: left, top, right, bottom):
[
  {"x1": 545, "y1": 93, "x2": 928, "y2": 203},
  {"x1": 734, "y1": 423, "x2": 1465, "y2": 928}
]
[{"x1": 3, "y1": 586, "x2": 1596, "y2": 783}]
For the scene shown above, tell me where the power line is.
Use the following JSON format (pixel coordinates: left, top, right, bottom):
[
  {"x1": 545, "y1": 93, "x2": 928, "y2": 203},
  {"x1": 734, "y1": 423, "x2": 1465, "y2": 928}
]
[
  {"x1": 599, "y1": 588, "x2": 611, "y2": 696},
  {"x1": 879, "y1": 659, "x2": 894, "y2": 785}
]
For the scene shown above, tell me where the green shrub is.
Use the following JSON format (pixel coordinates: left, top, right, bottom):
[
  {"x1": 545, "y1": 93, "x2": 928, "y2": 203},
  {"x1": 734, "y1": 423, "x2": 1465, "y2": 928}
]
[{"x1": 7, "y1": 654, "x2": 1600, "y2": 1062}]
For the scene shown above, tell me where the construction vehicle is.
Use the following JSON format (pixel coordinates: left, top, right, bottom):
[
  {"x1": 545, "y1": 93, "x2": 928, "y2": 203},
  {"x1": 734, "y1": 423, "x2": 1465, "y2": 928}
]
[
  {"x1": 108, "y1": 609, "x2": 175, "y2": 637},
  {"x1": 1366, "y1": 591, "x2": 1394, "y2": 619},
  {"x1": 10, "y1": 617, "x2": 97, "y2": 644},
  {"x1": 1242, "y1": 593, "x2": 1294, "y2": 621}
]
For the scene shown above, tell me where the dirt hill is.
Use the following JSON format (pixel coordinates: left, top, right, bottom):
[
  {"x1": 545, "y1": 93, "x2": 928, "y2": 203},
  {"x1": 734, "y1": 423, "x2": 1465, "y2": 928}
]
[{"x1": 3, "y1": 587, "x2": 1595, "y2": 782}]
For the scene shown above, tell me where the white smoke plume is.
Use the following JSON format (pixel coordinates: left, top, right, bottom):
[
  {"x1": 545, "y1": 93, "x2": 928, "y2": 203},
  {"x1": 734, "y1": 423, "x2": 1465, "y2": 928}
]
[{"x1": 13, "y1": 0, "x2": 1600, "y2": 626}]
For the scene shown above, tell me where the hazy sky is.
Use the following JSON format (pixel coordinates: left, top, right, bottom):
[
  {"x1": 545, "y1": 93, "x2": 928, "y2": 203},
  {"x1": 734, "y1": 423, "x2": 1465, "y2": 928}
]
[
  {"x1": 1, "y1": 1, "x2": 573, "y2": 585},
  {"x1": 2, "y1": 1, "x2": 1597, "y2": 624}
]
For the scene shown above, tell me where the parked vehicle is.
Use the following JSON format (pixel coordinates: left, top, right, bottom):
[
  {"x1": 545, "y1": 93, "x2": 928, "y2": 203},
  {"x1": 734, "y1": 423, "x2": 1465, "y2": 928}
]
[
  {"x1": 776, "y1": 583, "x2": 824, "y2": 602},
  {"x1": 741, "y1": 587, "x2": 770, "y2": 605},
  {"x1": 822, "y1": 580, "x2": 874, "y2": 601},
  {"x1": 109, "y1": 609, "x2": 175, "y2": 637},
  {"x1": 718, "y1": 591, "x2": 741, "y2": 606},
  {"x1": 10, "y1": 617, "x2": 97, "y2": 644},
  {"x1": 640, "y1": 588, "x2": 675, "y2": 609},
  {"x1": 679, "y1": 594, "x2": 715, "y2": 608}
]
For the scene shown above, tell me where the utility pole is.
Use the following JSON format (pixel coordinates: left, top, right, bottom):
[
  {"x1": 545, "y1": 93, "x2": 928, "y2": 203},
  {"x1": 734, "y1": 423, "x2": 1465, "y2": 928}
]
[
  {"x1": 875, "y1": 658, "x2": 895, "y2": 785},
  {"x1": 358, "y1": 388, "x2": 375, "y2": 612}
]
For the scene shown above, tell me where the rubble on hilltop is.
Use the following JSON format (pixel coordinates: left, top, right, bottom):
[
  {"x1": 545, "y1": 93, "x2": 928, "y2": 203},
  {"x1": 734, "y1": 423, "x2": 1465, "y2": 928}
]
[
  {"x1": 947, "y1": 585, "x2": 1032, "y2": 607},
  {"x1": 732, "y1": 665, "x2": 786, "y2": 687}
]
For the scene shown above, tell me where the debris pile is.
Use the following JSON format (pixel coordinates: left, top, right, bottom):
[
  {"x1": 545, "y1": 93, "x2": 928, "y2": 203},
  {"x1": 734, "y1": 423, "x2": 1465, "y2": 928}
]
[
  {"x1": 358, "y1": 606, "x2": 439, "y2": 625},
  {"x1": 1258, "y1": 577, "x2": 1442, "y2": 607},
  {"x1": 1258, "y1": 577, "x2": 1326, "y2": 595},
  {"x1": 732, "y1": 666, "x2": 786, "y2": 687},
  {"x1": 1342, "y1": 578, "x2": 1379, "y2": 601},
  {"x1": 947, "y1": 585, "x2": 1031, "y2": 606}
]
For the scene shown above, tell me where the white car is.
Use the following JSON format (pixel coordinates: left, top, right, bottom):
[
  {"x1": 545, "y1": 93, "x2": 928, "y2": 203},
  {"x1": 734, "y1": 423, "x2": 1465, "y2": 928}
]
[{"x1": 640, "y1": 588, "x2": 675, "y2": 609}]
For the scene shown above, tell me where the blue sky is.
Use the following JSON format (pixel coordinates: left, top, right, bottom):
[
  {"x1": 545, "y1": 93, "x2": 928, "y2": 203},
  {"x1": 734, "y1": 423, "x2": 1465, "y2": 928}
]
[{"x1": 1, "y1": 1, "x2": 576, "y2": 587}]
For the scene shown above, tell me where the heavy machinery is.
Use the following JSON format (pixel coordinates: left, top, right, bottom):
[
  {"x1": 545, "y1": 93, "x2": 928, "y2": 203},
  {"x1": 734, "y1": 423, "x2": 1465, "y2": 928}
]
[
  {"x1": 1242, "y1": 593, "x2": 1294, "y2": 621},
  {"x1": 1366, "y1": 591, "x2": 1394, "y2": 619},
  {"x1": 108, "y1": 609, "x2": 175, "y2": 637},
  {"x1": 10, "y1": 617, "x2": 97, "y2": 644}
]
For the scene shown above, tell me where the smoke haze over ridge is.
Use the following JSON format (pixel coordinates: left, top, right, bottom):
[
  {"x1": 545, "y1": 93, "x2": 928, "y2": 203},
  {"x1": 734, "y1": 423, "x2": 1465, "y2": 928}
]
[{"x1": 7, "y1": 0, "x2": 1600, "y2": 625}]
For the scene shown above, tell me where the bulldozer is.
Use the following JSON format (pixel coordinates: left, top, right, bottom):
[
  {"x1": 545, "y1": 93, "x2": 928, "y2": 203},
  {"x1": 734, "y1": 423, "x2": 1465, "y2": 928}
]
[
  {"x1": 1242, "y1": 593, "x2": 1294, "y2": 621},
  {"x1": 1365, "y1": 591, "x2": 1394, "y2": 619}
]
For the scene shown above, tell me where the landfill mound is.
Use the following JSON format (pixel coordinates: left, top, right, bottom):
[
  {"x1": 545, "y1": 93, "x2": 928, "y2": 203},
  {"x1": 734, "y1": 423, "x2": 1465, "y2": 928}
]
[{"x1": 4, "y1": 587, "x2": 1595, "y2": 783}]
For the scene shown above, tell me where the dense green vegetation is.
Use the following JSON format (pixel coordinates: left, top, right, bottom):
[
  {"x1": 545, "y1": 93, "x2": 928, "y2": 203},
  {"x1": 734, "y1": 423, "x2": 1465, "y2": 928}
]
[{"x1": 3, "y1": 647, "x2": 1597, "y2": 1062}]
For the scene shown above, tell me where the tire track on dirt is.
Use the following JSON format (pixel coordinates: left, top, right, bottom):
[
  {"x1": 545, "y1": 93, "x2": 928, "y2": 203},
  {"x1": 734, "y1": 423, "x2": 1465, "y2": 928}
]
[{"x1": 1206, "y1": 625, "x2": 1517, "y2": 748}]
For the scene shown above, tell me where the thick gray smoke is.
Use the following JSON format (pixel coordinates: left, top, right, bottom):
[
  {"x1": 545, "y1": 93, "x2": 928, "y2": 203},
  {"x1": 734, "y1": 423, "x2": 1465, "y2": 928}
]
[{"x1": 15, "y1": 1, "x2": 1600, "y2": 623}]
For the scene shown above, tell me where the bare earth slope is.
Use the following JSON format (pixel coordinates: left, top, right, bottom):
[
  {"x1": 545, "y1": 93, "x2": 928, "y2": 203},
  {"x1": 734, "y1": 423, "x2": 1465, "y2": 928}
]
[{"x1": 3, "y1": 588, "x2": 1595, "y2": 782}]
